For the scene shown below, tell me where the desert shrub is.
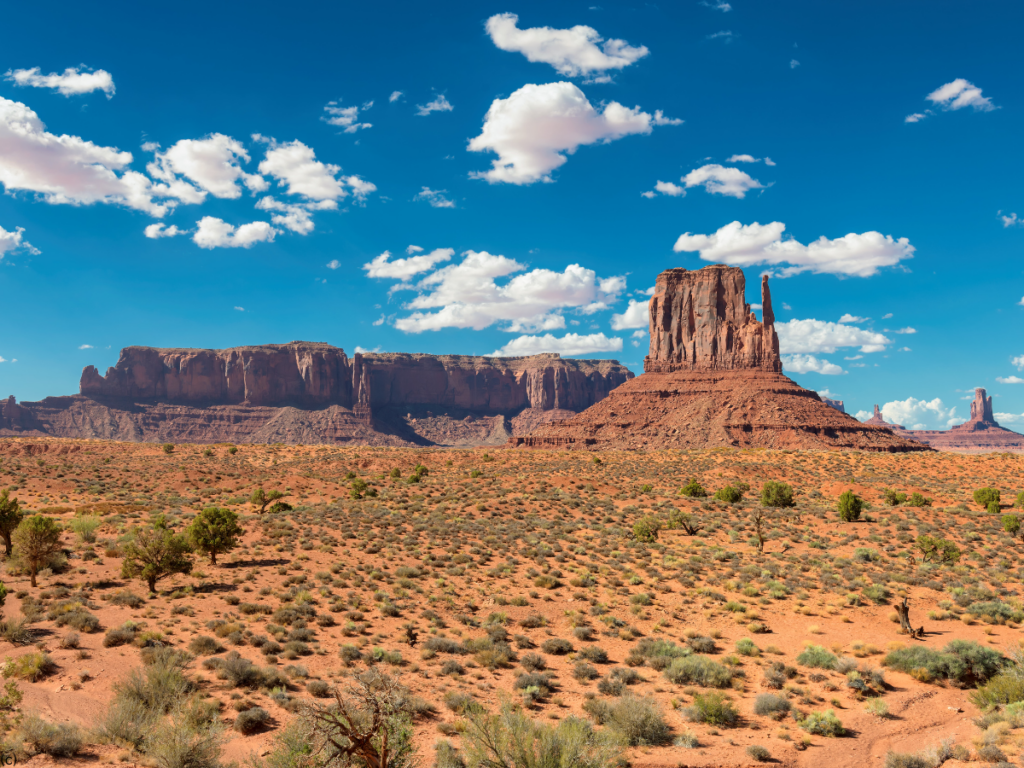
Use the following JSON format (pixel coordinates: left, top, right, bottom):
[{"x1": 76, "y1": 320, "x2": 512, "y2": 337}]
[
  {"x1": 974, "y1": 487, "x2": 1000, "y2": 509},
  {"x1": 907, "y1": 493, "x2": 931, "y2": 507},
  {"x1": 573, "y1": 626, "x2": 596, "y2": 642},
  {"x1": 685, "y1": 692, "x2": 738, "y2": 726},
  {"x1": 12, "y1": 515, "x2": 64, "y2": 587},
  {"x1": 120, "y1": 522, "x2": 194, "y2": 593},
  {"x1": 235, "y1": 706, "x2": 271, "y2": 734},
  {"x1": 800, "y1": 709, "x2": 844, "y2": 737},
  {"x1": 47, "y1": 600, "x2": 101, "y2": 632},
  {"x1": 579, "y1": 646, "x2": 609, "y2": 664},
  {"x1": 746, "y1": 745, "x2": 772, "y2": 762},
  {"x1": 69, "y1": 513, "x2": 102, "y2": 543},
  {"x1": 573, "y1": 660, "x2": 599, "y2": 681},
  {"x1": 520, "y1": 652, "x2": 546, "y2": 672},
  {"x1": 853, "y1": 547, "x2": 880, "y2": 563},
  {"x1": 916, "y1": 535, "x2": 961, "y2": 564},
  {"x1": 883, "y1": 754, "x2": 932, "y2": 768},
  {"x1": 838, "y1": 491, "x2": 863, "y2": 522},
  {"x1": 988, "y1": 500, "x2": 1000, "y2": 515},
  {"x1": 763, "y1": 661, "x2": 795, "y2": 689},
  {"x1": 687, "y1": 635, "x2": 717, "y2": 653},
  {"x1": 541, "y1": 638, "x2": 574, "y2": 655},
  {"x1": 972, "y1": 672, "x2": 1024, "y2": 708},
  {"x1": 797, "y1": 645, "x2": 838, "y2": 670},
  {"x1": 967, "y1": 601, "x2": 1024, "y2": 624},
  {"x1": 0, "y1": 617, "x2": 33, "y2": 645},
  {"x1": 753, "y1": 693, "x2": 791, "y2": 718},
  {"x1": 97, "y1": 695, "x2": 158, "y2": 750},
  {"x1": 339, "y1": 645, "x2": 362, "y2": 665},
  {"x1": 162, "y1": 443, "x2": 175, "y2": 454},
  {"x1": 883, "y1": 641, "x2": 1003, "y2": 685},
  {"x1": 187, "y1": 506, "x2": 243, "y2": 565},
  {"x1": 110, "y1": 590, "x2": 146, "y2": 608},
  {"x1": 306, "y1": 680, "x2": 331, "y2": 698},
  {"x1": 463, "y1": 704, "x2": 622, "y2": 768},
  {"x1": 221, "y1": 656, "x2": 265, "y2": 688},
  {"x1": 883, "y1": 488, "x2": 907, "y2": 506},
  {"x1": 423, "y1": 636, "x2": 465, "y2": 655},
  {"x1": 760, "y1": 480, "x2": 794, "y2": 508},
  {"x1": 664, "y1": 655, "x2": 732, "y2": 688},
  {"x1": 603, "y1": 695, "x2": 670, "y2": 746},
  {"x1": 146, "y1": 720, "x2": 221, "y2": 768},
  {"x1": 519, "y1": 614, "x2": 546, "y2": 629},
  {"x1": 632, "y1": 516, "x2": 660, "y2": 543},
  {"x1": 714, "y1": 485, "x2": 743, "y2": 504},
  {"x1": 680, "y1": 479, "x2": 707, "y2": 498},
  {"x1": 104, "y1": 625, "x2": 138, "y2": 647},
  {"x1": 115, "y1": 650, "x2": 194, "y2": 714},
  {"x1": 1002, "y1": 515, "x2": 1021, "y2": 536},
  {"x1": 189, "y1": 636, "x2": 224, "y2": 656},
  {"x1": 18, "y1": 713, "x2": 84, "y2": 757},
  {"x1": 863, "y1": 585, "x2": 891, "y2": 604},
  {"x1": 435, "y1": 739, "x2": 465, "y2": 768},
  {"x1": 3, "y1": 651, "x2": 56, "y2": 681}
]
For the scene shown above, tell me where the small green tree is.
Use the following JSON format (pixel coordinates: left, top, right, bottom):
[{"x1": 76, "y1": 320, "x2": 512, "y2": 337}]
[
  {"x1": 667, "y1": 509, "x2": 702, "y2": 535},
  {"x1": 680, "y1": 479, "x2": 707, "y2": 498},
  {"x1": 1002, "y1": 515, "x2": 1021, "y2": 537},
  {"x1": 760, "y1": 481, "x2": 795, "y2": 508},
  {"x1": 633, "y1": 516, "x2": 661, "y2": 543},
  {"x1": 350, "y1": 479, "x2": 368, "y2": 499},
  {"x1": 390, "y1": 468, "x2": 401, "y2": 479},
  {"x1": 12, "y1": 515, "x2": 63, "y2": 588},
  {"x1": 974, "y1": 487, "x2": 1000, "y2": 509},
  {"x1": 714, "y1": 485, "x2": 743, "y2": 503},
  {"x1": 161, "y1": 443, "x2": 175, "y2": 454},
  {"x1": 837, "y1": 490, "x2": 863, "y2": 522},
  {"x1": 187, "y1": 507, "x2": 243, "y2": 565},
  {"x1": 121, "y1": 523, "x2": 193, "y2": 593},
  {"x1": 1016, "y1": 491, "x2": 1024, "y2": 509},
  {"x1": 250, "y1": 488, "x2": 287, "y2": 514},
  {"x1": 882, "y1": 489, "x2": 907, "y2": 506},
  {"x1": 988, "y1": 500, "x2": 1001, "y2": 515},
  {"x1": 907, "y1": 492, "x2": 931, "y2": 508},
  {"x1": 0, "y1": 490, "x2": 24, "y2": 556},
  {"x1": 917, "y1": 535, "x2": 961, "y2": 565}
]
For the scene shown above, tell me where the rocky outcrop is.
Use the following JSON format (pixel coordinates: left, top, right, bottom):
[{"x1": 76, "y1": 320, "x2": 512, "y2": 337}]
[
  {"x1": 822, "y1": 398, "x2": 846, "y2": 414},
  {"x1": 510, "y1": 265, "x2": 929, "y2": 452},
  {"x1": 886, "y1": 389, "x2": 1024, "y2": 453},
  {"x1": 863, "y1": 404, "x2": 905, "y2": 429},
  {"x1": 646, "y1": 266, "x2": 781, "y2": 373},
  {"x1": 3, "y1": 343, "x2": 633, "y2": 446}
]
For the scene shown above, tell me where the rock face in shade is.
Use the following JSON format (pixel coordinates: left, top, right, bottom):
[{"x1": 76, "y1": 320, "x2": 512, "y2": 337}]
[
  {"x1": 883, "y1": 388, "x2": 1024, "y2": 453},
  {"x1": 509, "y1": 265, "x2": 929, "y2": 452},
  {"x1": 2, "y1": 343, "x2": 633, "y2": 446}
]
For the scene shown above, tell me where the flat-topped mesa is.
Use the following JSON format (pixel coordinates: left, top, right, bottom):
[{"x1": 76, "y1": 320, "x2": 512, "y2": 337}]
[
  {"x1": 78, "y1": 342, "x2": 632, "y2": 413},
  {"x1": 645, "y1": 265, "x2": 781, "y2": 373}
]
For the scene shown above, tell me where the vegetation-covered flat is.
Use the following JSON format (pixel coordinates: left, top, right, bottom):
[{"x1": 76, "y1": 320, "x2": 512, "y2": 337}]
[{"x1": 1, "y1": 438, "x2": 1024, "y2": 767}]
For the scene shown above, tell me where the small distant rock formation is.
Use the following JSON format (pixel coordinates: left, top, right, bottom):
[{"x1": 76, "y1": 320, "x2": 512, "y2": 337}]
[
  {"x1": 1, "y1": 343, "x2": 633, "y2": 446},
  {"x1": 882, "y1": 388, "x2": 1024, "y2": 453},
  {"x1": 863, "y1": 404, "x2": 905, "y2": 429},
  {"x1": 822, "y1": 398, "x2": 846, "y2": 414},
  {"x1": 509, "y1": 265, "x2": 928, "y2": 452}
]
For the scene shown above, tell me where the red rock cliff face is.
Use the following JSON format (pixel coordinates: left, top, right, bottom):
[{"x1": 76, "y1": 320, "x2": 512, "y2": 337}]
[
  {"x1": 645, "y1": 265, "x2": 781, "y2": 373},
  {"x1": 80, "y1": 342, "x2": 632, "y2": 414}
]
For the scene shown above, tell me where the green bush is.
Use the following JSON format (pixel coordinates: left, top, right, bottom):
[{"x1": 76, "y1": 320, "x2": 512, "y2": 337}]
[
  {"x1": 883, "y1": 640, "x2": 1003, "y2": 685},
  {"x1": 632, "y1": 516, "x2": 660, "y2": 543},
  {"x1": 664, "y1": 655, "x2": 733, "y2": 687},
  {"x1": 800, "y1": 709, "x2": 844, "y2": 737},
  {"x1": 967, "y1": 601, "x2": 1024, "y2": 624},
  {"x1": 753, "y1": 693, "x2": 790, "y2": 718},
  {"x1": 69, "y1": 513, "x2": 102, "y2": 543},
  {"x1": 746, "y1": 745, "x2": 772, "y2": 762},
  {"x1": 18, "y1": 713, "x2": 84, "y2": 757},
  {"x1": 907, "y1": 492, "x2": 931, "y2": 507},
  {"x1": 714, "y1": 485, "x2": 743, "y2": 504},
  {"x1": 684, "y1": 692, "x2": 738, "y2": 726},
  {"x1": 162, "y1": 443, "x2": 175, "y2": 454},
  {"x1": 679, "y1": 479, "x2": 707, "y2": 498},
  {"x1": 837, "y1": 490, "x2": 863, "y2": 522},
  {"x1": 974, "y1": 487, "x2": 1000, "y2": 509},
  {"x1": 971, "y1": 672, "x2": 1024, "y2": 708},
  {"x1": 602, "y1": 695, "x2": 670, "y2": 746},
  {"x1": 760, "y1": 480, "x2": 794, "y2": 508},
  {"x1": 862, "y1": 585, "x2": 891, "y2": 604},
  {"x1": 146, "y1": 721, "x2": 221, "y2": 768},
  {"x1": 735, "y1": 638, "x2": 760, "y2": 657},
  {"x1": 234, "y1": 706, "x2": 271, "y2": 734},
  {"x1": 797, "y1": 645, "x2": 837, "y2": 670},
  {"x1": 883, "y1": 753, "x2": 932, "y2": 768},
  {"x1": 187, "y1": 507, "x2": 243, "y2": 566},
  {"x1": 882, "y1": 489, "x2": 907, "y2": 506},
  {"x1": 1003, "y1": 515, "x2": 1021, "y2": 536},
  {"x1": 1016, "y1": 490, "x2": 1024, "y2": 509},
  {"x1": 3, "y1": 651, "x2": 56, "y2": 681},
  {"x1": 916, "y1": 535, "x2": 961, "y2": 564}
]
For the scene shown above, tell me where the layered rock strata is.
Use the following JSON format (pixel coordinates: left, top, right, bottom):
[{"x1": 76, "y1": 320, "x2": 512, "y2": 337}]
[
  {"x1": 2, "y1": 343, "x2": 633, "y2": 446},
  {"x1": 510, "y1": 265, "x2": 928, "y2": 452}
]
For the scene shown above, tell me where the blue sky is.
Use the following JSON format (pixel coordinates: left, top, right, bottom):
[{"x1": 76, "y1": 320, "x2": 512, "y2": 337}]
[{"x1": 1, "y1": 0, "x2": 1023, "y2": 430}]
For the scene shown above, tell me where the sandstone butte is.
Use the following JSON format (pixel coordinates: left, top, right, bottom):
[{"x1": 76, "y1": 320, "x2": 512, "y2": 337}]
[
  {"x1": 0, "y1": 345, "x2": 633, "y2": 447},
  {"x1": 509, "y1": 264, "x2": 929, "y2": 452},
  {"x1": 865, "y1": 389, "x2": 1024, "y2": 453}
]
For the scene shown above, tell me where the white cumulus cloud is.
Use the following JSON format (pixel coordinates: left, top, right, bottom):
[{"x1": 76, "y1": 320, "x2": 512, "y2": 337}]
[
  {"x1": 414, "y1": 187, "x2": 455, "y2": 208},
  {"x1": 143, "y1": 223, "x2": 184, "y2": 239},
  {"x1": 781, "y1": 354, "x2": 844, "y2": 375},
  {"x1": 927, "y1": 78, "x2": 996, "y2": 112},
  {"x1": 880, "y1": 397, "x2": 961, "y2": 430},
  {"x1": 390, "y1": 250, "x2": 625, "y2": 333},
  {"x1": 147, "y1": 134, "x2": 267, "y2": 201},
  {"x1": 0, "y1": 96, "x2": 173, "y2": 216},
  {"x1": 322, "y1": 100, "x2": 372, "y2": 132},
  {"x1": 254, "y1": 196, "x2": 337, "y2": 234},
  {"x1": 610, "y1": 298, "x2": 650, "y2": 330},
  {"x1": 726, "y1": 154, "x2": 774, "y2": 165},
  {"x1": 485, "y1": 12, "x2": 648, "y2": 80},
  {"x1": 468, "y1": 82, "x2": 654, "y2": 185},
  {"x1": 193, "y1": 217, "x2": 277, "y2": 249},
  {"x1": 416, "y1": 95, "x2": 453, "y2": 116},
  {"x1": 682, "y1": 164, "x2": 765, "y2": 198},
  {"x1": 673, "y1": 220, "x2": 915, "y2": 278},
  {"x1": 776, "y1": 319, "x2": 891, "y2": 354},
  {"x1": 5, "y1": 66, "x2": 115, "y2": 97},
  {"x1": 363, "y1": 247, "x2": 455, "y2": 281},
  {"x1": 255, "y1": 136, "x2": 374, "y2": 202},
  {"x1": 838, "y1": 314, "x2": 868, "y2": 323},
  {"x1": 389, "y1": 91, "x2": 403, "y2": 103},
  {"x1": 1001, "y1": 212, "x2": 1022, "y2": 228},
  {"x1": 997, "y1": 376, "x2": 1024, "y2": 384},
  {"x1": 491, "y1": 332, "x2": 622, "y2": 357},
  {"x1": 0, "y1": 224, "x2": 38, "y2": 257}
]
